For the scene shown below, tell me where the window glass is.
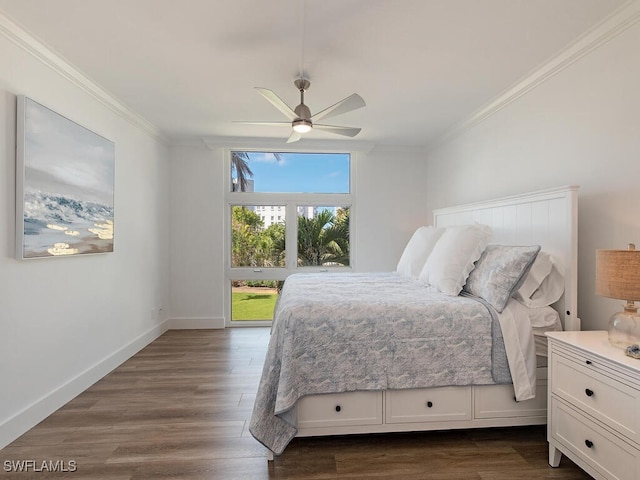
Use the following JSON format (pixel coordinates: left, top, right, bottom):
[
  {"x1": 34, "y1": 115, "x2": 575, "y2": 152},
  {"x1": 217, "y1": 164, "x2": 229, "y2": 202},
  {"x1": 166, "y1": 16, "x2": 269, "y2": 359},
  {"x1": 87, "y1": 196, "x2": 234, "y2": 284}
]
[
  {"x1": 231, "y1": 280, "x2": 280, "y2": 321},
  {"x1": 231, "y1": 205, "x2": 285, "y2": 268},
  {"x1": 297, "y1": 206, "x2": 350, "y2": 266},
  {"x1": 231, "y1": 152, "x2": 350, "y2": 193}
]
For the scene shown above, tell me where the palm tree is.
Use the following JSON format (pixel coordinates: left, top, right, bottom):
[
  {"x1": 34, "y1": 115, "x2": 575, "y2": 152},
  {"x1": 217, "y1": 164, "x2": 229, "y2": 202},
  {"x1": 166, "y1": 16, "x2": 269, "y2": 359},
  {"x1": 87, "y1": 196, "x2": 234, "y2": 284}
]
[
  {"x1": 231, "y1": 152, "x2": 254, "y2": 192},
  {"x1": 231, "y1": 151, "x2": 283, "y2": 192},
  {"x1": 329, "y1": 207, "x2": 350, "y2": 265},
  {"x1": 297, "y1": 209, "x2": 350, "y2": 266}
]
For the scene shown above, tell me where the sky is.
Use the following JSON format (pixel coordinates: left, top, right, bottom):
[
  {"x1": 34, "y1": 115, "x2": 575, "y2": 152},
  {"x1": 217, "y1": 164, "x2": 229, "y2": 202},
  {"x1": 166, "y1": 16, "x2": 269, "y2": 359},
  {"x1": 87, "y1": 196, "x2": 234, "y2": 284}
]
[{"x1": 241, "y1": 152, "x2": 350, "y2": 194}]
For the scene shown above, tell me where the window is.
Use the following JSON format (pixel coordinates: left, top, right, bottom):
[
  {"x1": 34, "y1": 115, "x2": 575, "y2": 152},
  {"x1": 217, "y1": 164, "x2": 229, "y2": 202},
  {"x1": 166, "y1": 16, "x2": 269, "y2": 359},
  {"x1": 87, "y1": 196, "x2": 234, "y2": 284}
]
[
  {"x1": 230, "y1": 151, "x2": 350, "y2": 194},
  {"x1": 230, "y1": 280, "x2": 279, "y2": 322},
  {"x1": 230, "y1": 205, "x2": 285, "y2": 268},
  {"x1": 225, "y1": 151, "x2": 353, "y2": 325},
  {"x1": 297, "y1": 205, "x2": 350, "y2": 267}
]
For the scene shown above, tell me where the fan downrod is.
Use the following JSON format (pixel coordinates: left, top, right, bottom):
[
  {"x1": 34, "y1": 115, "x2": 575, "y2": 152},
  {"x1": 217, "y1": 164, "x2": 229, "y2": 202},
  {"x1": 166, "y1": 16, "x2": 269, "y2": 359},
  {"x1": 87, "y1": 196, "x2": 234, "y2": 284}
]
[{"x1": 293, "y1": 78, "x2": 312, "y2": 123}]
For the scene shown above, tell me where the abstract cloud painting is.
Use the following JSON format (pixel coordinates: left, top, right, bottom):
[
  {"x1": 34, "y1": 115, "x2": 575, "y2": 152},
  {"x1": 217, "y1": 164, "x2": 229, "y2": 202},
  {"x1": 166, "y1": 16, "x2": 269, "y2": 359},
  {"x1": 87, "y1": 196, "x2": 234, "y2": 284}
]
[{"x1": 16, "y1": 97, "x2": 115, "y2": 258}]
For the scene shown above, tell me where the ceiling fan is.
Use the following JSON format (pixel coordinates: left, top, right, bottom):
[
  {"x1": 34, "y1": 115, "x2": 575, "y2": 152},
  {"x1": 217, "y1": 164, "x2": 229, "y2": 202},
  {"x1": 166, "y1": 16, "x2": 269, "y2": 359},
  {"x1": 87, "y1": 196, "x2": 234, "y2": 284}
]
[{"x1": 237, "y1": 78, "x2": 366, "y2": 143}]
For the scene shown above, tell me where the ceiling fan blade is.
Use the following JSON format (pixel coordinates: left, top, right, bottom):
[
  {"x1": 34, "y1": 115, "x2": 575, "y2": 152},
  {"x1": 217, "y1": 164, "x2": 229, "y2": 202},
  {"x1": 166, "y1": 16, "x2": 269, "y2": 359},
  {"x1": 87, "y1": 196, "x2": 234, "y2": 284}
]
[
  {"x1": 314, "y1": 124, "x2": 362, "y2": 138},
  {"x1": 255, "y1": 88, "x2": 297, "y2": 121},
  {"x1": 286, "y1": 131, "x2": 302, "y2": 143},
  {"x1": 311, "y1": 94, "x2": 366, "y2": 122},
  {"x1": 233, "y1": 121, "x2": 292, "y2": 127}
]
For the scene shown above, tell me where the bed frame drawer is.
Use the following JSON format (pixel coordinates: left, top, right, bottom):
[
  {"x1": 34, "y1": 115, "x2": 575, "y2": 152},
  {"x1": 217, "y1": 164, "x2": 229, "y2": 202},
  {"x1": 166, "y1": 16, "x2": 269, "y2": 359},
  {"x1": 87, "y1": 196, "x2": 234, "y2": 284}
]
[
  {"x1": 297, "y1": 391, "x2": 383, "y2": 429},
  {"x1": 385, "y1": 386, "x2": 472, "y2": 424},
  {"x1": 474, "y1": 382, "x2": 547, "y2": 419},
  {"x1": 475, "y1": 367, "x2": 547, "y2": 419}
]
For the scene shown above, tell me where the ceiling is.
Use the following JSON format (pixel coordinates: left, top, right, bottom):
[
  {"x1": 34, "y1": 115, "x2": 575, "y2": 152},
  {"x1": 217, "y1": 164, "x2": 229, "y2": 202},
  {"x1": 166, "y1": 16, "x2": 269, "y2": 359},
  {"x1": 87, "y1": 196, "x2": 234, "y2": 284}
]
[{"x1": 0, "y1": 0, "x2": 628, "y2": 147}]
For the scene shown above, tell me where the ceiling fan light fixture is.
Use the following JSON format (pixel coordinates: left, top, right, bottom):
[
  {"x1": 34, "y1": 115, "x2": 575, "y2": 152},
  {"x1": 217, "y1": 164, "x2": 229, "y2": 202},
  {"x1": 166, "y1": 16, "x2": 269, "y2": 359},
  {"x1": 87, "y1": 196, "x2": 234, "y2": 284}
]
[
  {"x1": 292, "y1": 119, "x2": 312, "y2": 133},
  {"x1": 237, "y1": 78, "x2": 365, "y2": 142}
]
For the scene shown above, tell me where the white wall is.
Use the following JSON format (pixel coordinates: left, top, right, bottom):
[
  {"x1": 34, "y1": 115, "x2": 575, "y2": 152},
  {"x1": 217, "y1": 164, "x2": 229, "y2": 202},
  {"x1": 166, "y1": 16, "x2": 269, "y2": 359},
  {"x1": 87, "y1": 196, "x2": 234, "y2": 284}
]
[
  {"x1": 169, "y1": 144, "x2": 225, "y2": 328},
  {"x1": 0, "y1": 23, "x2": 170, "y2": 447},
  {"x1": 355, "y1": 147, "x2": 430, "y2": 272},
  {"x1": 425, "y1": 15, "x2": 640, "y2": 332},
  {"x1": 168, "y1": 144, "x2": 429, "y2": 324}
]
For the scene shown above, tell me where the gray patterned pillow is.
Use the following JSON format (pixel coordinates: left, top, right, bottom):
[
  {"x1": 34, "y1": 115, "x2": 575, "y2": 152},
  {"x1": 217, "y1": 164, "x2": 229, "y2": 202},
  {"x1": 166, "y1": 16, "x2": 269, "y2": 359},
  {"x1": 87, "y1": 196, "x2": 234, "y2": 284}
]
[{"x1": 464, "y1": 245, "x2": 541, "y2": 312}]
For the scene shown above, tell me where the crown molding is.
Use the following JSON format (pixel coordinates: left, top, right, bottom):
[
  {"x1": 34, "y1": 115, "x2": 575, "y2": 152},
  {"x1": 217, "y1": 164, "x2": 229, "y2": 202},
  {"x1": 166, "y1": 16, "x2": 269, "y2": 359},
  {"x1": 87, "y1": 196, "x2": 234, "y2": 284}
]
[
  {"x1": 429, "y1": 0, "x2": 640, "y2": 151},
  {"x1": 0, "y1": 11, "x2": 167, "y2": 144}
]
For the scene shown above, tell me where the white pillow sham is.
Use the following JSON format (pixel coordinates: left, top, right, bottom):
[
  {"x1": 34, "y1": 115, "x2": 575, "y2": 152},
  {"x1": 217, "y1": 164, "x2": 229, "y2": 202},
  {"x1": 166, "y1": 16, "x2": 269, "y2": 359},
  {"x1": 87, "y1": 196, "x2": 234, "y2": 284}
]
[
  {"x1": 396, "y1": 226, "x2": 445, "y2": 279},
  {"x1": 419, "y1": 224, "x2": 492, "y2": 296}
]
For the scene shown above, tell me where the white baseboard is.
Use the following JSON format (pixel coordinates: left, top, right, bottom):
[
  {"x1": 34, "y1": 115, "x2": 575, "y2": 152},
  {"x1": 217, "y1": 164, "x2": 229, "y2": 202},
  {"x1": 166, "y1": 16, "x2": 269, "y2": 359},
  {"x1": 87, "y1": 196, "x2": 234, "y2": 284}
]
[
  {"x1": 169, "y1": 317, "x2": 225, "y2": 329},
  {"x1": 0, "y1": 319, "x2": 169, "y2": 450}
]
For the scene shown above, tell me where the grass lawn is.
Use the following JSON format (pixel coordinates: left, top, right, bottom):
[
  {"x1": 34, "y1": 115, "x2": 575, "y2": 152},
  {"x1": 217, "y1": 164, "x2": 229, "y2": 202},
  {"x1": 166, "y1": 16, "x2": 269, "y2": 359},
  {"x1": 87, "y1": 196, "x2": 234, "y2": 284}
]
[{"x1": 232, "y1": 291, "x2": 278, "y2": 321}]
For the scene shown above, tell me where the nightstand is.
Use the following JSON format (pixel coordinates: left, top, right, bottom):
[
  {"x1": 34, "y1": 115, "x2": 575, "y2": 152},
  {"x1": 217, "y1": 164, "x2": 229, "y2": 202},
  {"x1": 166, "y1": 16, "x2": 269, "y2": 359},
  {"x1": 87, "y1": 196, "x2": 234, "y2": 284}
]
[{"x1": 547, "y1": 331, "x2": 640, "y2": 480}]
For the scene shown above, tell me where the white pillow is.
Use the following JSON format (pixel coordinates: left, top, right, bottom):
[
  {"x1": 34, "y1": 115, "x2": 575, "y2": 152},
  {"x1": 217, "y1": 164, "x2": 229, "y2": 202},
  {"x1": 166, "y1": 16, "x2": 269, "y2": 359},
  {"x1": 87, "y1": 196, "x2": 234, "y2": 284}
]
[
  {"x1": 512, "y1": 251, "x2": 564, "y2": 308},
  {"x1": 396, "y1": 226, "x2": 445, "y2": 279},
  {"x1": 419, "y1": 224, "x2": 492, "y2": 296},
  {"x1": 520, "y1": 263, "x2": 564, "y2": 308},
  {"x1": 513, "y1": 251, "x2": 553, "y2": 301},
  {"x1": 504, "y1": 297, "x2": 562, "y2": 330}
]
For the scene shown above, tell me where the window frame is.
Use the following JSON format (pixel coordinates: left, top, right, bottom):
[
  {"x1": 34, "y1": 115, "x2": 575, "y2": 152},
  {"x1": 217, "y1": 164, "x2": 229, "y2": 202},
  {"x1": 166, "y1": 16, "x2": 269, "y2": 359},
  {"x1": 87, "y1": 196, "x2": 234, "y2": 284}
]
[{"x1": 223, "y1": 148, "x2": 356, "y2": 327}]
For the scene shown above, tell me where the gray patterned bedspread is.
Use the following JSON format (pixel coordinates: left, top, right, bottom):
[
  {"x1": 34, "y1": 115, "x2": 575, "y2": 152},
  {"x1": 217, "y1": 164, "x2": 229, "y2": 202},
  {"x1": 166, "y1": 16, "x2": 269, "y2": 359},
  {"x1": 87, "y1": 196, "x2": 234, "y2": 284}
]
[{"x1": 249, "y1": 272, "x2": 510, "y2": 455}]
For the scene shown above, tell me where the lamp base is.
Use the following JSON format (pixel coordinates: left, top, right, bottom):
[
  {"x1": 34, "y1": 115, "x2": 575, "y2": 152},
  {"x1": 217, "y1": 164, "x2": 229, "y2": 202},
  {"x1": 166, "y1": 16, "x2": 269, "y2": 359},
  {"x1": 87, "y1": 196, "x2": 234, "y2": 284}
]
[{"x1": 608, "y1": 310, "x2": 640, "y2": 349}]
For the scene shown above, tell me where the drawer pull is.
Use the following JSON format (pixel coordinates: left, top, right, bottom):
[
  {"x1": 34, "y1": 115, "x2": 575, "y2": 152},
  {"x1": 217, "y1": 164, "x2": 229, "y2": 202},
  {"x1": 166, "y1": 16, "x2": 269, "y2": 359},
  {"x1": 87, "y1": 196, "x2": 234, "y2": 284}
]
[
  {"x1": 585, "y1": 439, "x2": 594, "y2": 449},
  {"x1": 585, "y1": 388, "x2": 594, "y2": 397},
  {"x1": 425, "y1": 401, "x2": 433, "y2": 408},
  {"x1": 335, "y1": 405, "x2": 341, "y2": 413},
  {"x1": 585, "y1": 360, "x2": 592, "y2": 365}
]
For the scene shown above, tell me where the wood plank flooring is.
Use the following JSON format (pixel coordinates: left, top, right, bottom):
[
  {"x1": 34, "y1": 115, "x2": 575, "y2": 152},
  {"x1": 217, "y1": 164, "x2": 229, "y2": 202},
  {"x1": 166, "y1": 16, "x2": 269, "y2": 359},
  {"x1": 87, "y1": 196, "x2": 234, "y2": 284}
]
[{"x1": 1, "y1": 328, "x2": 591, "y2": 479}]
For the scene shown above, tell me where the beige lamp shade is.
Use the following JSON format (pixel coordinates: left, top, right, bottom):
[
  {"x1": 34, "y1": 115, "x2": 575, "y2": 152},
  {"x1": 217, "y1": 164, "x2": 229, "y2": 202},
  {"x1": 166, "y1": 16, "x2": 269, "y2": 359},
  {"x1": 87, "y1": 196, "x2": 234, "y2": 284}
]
[{"x1": 596, "y1": 246, "x2": 640, "y2": 301}]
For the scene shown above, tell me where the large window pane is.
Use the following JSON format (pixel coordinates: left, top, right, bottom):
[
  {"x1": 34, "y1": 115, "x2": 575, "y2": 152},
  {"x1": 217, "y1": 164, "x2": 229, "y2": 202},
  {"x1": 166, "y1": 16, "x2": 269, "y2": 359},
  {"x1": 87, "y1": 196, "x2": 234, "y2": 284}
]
[
  {"x1": 297, "y1": 206, "x2": 350, "y2": 267},
  {"x1": 231, "y1": 280, "x2": 279, "y2": 321},
  {"x1": 231, "y1": 152, "x2": 350, "y2": 193},
  {"x1": 231, "y1": 205, "x2": 285, "y2": 268}
]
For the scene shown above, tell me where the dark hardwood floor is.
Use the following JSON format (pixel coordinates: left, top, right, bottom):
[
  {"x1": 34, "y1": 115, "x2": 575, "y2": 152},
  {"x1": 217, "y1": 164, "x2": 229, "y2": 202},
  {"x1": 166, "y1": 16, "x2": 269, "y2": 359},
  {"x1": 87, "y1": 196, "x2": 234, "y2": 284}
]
[{"x1": 1, "y1": 328, "x2": 591, "y2": 479}]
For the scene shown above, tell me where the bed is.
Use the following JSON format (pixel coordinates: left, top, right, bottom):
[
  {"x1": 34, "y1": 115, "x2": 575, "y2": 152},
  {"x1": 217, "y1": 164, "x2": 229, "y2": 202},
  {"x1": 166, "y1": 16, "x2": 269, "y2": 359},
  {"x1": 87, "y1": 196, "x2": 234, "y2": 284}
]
[{"x1": 250, "y1": 186, "x2": 579, "y2": 459}]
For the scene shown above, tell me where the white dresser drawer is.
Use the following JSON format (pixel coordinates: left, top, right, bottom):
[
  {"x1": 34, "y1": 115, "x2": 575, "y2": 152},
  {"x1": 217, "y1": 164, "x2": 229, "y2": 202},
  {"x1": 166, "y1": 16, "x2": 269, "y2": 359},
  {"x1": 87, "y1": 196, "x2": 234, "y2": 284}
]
[
  {"x1": 552, "y1": 352, "x2": 640, "y2": 444},
  {"x1": 385, "y1": 386, "x2": 472, "y2": 424},
  {"x1": 475, "y1": 381, "x2": 547, "y2": 419},
  {"x1": 297, "y1": 391, "x2": 383, "y2": 429},
  {"x1": 551, "y1": 399, "x2": 640, "y2": 480}
]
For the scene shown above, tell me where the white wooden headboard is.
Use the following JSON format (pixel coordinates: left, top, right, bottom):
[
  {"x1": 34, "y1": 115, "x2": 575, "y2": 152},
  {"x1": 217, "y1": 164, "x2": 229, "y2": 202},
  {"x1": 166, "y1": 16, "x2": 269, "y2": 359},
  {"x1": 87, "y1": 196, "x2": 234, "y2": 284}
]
[{"x1": 433, "y1": 186, "x2": 579, "y2": 331}]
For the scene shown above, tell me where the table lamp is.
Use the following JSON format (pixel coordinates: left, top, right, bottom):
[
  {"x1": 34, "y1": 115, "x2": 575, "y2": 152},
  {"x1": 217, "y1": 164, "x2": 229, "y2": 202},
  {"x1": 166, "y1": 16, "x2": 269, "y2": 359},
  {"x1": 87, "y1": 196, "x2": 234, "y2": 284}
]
[{"x1": 596, "y1": 243, "x2": 640, "y2": 348}]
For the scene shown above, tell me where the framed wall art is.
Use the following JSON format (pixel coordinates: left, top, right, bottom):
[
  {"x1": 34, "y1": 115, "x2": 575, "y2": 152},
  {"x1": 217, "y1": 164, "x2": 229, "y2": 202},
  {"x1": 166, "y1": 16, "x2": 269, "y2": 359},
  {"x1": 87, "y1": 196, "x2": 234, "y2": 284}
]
[{"x1": 16, "y1": 96, "x2": 115, "y2": 259}]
